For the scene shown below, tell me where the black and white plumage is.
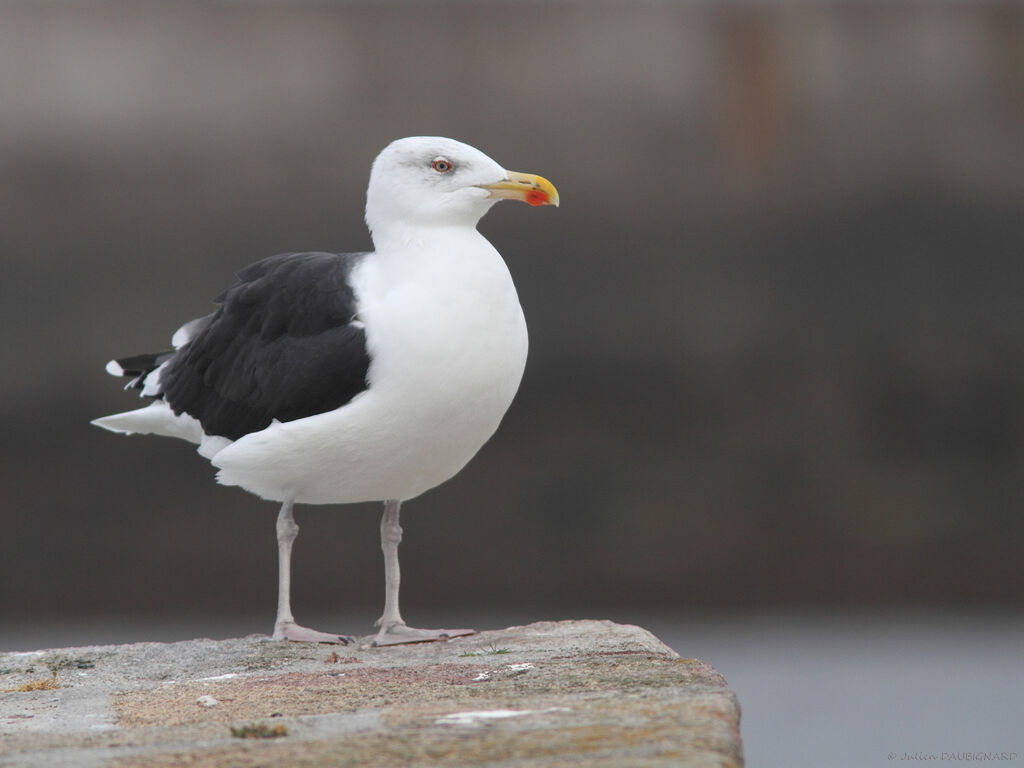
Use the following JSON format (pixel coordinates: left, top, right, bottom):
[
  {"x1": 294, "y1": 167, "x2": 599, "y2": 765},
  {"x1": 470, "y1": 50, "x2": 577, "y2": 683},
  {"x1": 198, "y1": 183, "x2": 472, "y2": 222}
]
[
  {"x1": 93, "y1": 136, "x2": 558, "y2": 645},
  {"x1": 137, "y1": 252, "x2": 370, "y2": 441}
]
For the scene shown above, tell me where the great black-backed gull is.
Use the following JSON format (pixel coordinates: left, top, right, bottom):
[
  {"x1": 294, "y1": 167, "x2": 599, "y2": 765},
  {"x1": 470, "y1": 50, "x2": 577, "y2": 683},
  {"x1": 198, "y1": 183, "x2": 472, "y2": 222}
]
[{"x1": 93, "y1": 136, "x2": 559, "y2": 646}]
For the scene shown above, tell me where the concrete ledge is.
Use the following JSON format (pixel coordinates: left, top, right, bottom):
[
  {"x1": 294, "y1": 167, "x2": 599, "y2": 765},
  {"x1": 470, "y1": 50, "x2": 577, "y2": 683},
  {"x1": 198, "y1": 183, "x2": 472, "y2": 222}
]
[{"x1": 0, "y1": 620, "x2": 743, "y2": 767}]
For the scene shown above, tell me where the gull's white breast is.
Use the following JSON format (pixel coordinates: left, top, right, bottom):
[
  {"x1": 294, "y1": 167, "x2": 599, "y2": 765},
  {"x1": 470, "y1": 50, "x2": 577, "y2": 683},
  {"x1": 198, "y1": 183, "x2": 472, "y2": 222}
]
[{"x1": 212, "y1": 228, "x2": 528, "y2": 504}]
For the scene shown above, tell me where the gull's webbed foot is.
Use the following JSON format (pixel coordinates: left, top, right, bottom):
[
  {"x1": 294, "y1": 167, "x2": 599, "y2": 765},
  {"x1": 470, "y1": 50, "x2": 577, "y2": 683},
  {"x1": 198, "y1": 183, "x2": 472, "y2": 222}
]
[
  {"x1": 274, "y1": 621, "x2": 353, "y2": 644},
  {"x1": 371, "y1": 621, "x2": 477, "y2": 647}
]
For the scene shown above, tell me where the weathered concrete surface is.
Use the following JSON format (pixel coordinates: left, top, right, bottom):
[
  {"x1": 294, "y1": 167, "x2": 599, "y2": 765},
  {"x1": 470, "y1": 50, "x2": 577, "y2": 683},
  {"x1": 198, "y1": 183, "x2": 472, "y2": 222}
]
[{"x1": 0, "y1": 620, "x2": 743, "y2": 767}]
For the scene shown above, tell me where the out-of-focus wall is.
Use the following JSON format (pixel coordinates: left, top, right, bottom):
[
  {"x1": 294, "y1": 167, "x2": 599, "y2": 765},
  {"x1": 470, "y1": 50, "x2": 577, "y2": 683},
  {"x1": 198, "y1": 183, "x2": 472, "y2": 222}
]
[{"x1": 2, "y1": 2, "x2": 1022, "y2": 624}]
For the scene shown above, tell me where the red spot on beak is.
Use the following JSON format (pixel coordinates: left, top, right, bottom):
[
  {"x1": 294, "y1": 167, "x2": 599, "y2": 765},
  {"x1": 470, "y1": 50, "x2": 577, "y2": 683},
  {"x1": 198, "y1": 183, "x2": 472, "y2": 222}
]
[{"x1": 525, "y1": 189, "x2": 549, "y2": 207}]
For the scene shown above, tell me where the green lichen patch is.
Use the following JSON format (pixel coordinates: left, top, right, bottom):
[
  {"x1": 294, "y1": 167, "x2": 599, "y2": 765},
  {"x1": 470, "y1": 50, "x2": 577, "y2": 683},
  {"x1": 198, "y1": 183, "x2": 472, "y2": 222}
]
[{"x1": 230, "y1": 722, "x2": 288, "y2": 739}]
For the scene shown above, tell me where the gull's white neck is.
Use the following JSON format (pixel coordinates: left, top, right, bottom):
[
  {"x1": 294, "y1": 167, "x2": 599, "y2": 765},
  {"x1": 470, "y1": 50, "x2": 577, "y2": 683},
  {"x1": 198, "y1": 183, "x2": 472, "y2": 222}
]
[
  {"x1": 359, "y1": 222, "x2": 516, "y2": 316},
  {"x1": 369, "y1": 221, "x2": 486, "y2": 257}
]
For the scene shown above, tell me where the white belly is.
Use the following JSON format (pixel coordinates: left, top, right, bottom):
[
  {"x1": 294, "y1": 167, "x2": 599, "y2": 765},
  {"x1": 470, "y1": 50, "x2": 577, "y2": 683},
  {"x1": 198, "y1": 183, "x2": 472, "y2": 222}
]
[{"x1": 212, "y1": 230, "x2": 528, "y2": 504}]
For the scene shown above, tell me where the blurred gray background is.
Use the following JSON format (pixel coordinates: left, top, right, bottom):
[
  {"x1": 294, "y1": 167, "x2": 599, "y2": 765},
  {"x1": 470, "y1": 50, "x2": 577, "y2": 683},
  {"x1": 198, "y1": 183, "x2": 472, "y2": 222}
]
[{"x1": 1, "y1": 2, "x2": 1022, "y2": 763}]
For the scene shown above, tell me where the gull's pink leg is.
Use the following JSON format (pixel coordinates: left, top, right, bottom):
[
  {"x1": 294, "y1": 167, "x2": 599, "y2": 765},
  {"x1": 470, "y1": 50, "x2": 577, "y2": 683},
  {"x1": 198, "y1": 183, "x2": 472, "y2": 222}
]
[
  {"x1": 372, "y1": 500, "x2": 476, "y2": 646},
  {"x1": 272, "y1": 499, "x2": 351, "y2": 644}
]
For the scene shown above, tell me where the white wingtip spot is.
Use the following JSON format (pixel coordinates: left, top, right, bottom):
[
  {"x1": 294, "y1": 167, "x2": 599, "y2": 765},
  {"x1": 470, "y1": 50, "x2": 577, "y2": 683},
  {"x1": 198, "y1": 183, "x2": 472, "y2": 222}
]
[
  {"x1": 171, "y1": 325, "x2": 190, "y2": 349},
  {"x1": 105, "y1": 360, "x2": 124, "y2": 377}
]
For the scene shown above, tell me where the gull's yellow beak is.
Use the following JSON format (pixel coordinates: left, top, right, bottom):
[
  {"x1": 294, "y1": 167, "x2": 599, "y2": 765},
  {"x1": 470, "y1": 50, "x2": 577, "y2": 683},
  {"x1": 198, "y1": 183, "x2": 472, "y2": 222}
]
[{"x1": 480, "y1": 171, "x2": 560, "y2": 207}]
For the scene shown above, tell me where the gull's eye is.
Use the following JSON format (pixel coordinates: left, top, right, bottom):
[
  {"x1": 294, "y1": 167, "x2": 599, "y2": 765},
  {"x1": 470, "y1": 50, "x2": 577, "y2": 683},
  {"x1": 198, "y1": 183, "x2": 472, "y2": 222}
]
[{"x1": 431, "y1": 158, "x2": 453, "y2": 174}]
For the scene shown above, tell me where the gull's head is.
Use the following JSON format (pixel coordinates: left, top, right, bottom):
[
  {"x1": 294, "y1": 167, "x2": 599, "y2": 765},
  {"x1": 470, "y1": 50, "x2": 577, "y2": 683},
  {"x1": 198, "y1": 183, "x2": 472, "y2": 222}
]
[{"x1": 365, "y1": 136, "x2": 558, "y2": 242}]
